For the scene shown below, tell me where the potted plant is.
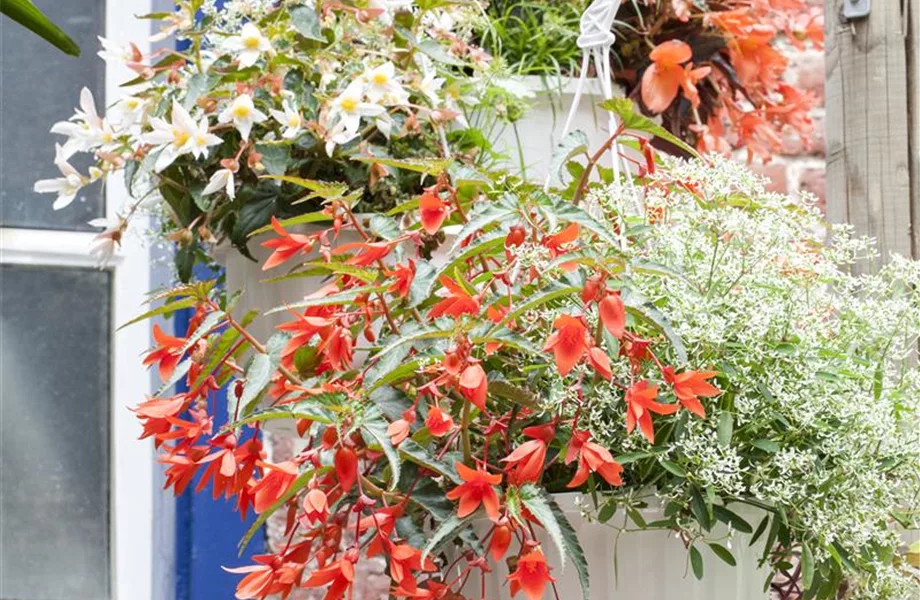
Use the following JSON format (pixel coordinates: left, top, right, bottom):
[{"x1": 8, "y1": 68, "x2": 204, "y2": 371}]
[
  {"x1": 478, "y1": 0, "x2": 824, "y2": 165},
  {"x1": 37, "y1": 2, "x2": 920, "y2": 599}
]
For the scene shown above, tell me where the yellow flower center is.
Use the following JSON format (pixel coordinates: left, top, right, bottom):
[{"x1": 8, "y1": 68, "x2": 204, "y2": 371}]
[
  {"x1": 288, "y1": 115, "x2": 301, "y2": 127},
  {"x1": 339, "y1": 97, "x2": 358, "y2": 113},
  {"x1": 372, "y1": 72, "x2": 389, "y2": 85},
  {"x1": 195, "y1": 135, "x2": 207, "y2": 147},
  {"x1": 173, "y1": 129, "x2": 191, "y2": 147},
  {"x1": 233, "y1": 104, "x2": 252, "y2": 118},
  {"x1": 243, "y1": 35, "x2": 261, "y2": 50}
]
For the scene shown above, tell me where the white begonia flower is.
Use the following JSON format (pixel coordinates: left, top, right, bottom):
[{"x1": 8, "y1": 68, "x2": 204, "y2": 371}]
[
  {"x1": 269, "y1": 101, "x2": 303, "y2": 139},
  {"x1": 218, "y1": 94, "x2": 268, "y2": 141},
  {"x1": 112, "y1": 96, "x2": 149, "y2": 129},
  {"x1": 97, "y1": 36, "x2": 139, "y2": 64},
  {"x1": 51, "y1": 87, "x2": 117, "y2": 157},
  {"x1": 324, "y1": 121, "x2": 358, "y2": 157},
  {"x1": 329, "y1": 81, "x2": 386, "y2": 137},
  {"x1": 88, "y1": 215, "x2": 126, "y2": 265},
  {"x1": 368, "y1": 0, "x2": 414, "y2": 25},
  {"x1": 34, "y1": 144, "x2": 97, "y2": 210},
  {"x1": 142, "y1": 101, "x2": 220, "y2": 172},
  {"x1": 417, "y1": 71, "x2": 445, "y2": 106},
  {"x1": 202, "y1": 168, "x2": 236, "y2": 200},
  {"x1": 228, "y1": 22, "x2": 272, "y2": 68},
  {"x1": 422, "y1": 10, "x2": 455, "y2": 35},
  {"x1": 362, "y1": 62, "x2": 407, "y2": 104}
]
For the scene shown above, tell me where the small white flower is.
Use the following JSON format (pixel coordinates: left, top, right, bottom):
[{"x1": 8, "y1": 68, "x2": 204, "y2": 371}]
[
  {"x1": 218, "y1": 94, "x2": 268, "y2": 141},
  {"x1": 50, "y1": 87, "x2": 117, "y2": 157},
  {"x1": 269, "y1": 100, "x2": 303, "y2": 139},
  {"x1": 34, "y1": 144, "x2": 92, "y2": 210},
  {"x1": 202, "y1": 168, "x2": 236, "y2": 200},
  {"x1": 142, "y1": 101, "x2": 219, "y2": 171},
  {"x1": 422, "y1": 10, "x2": 455, "y2": 35},
  {"x1": 362, "y1": 62, "x2": 407, "y2": 104},
  {"x1": 97, "y1": 36, "x2": 139, "y2": 64},
  {"x1": 417, "y1": 71, "x2": 445, "y2": 106},
  {"x1": 329, "y1": 81, "x2": 385, "y2": 136},
  {"x1": 111, "y1": 96, "x2": 149, "y2": 128},
  {"x1": 87, "y1": 216, "x2": 126, "y2": 265},
  {"x1": 228, "y1": 22, "x2": 272, "y2": 68}
]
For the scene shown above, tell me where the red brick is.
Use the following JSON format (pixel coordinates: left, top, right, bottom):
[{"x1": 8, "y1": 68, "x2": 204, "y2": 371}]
[
  {"x1": 788, "y1": 51, "x2": 825, "y2": 106},
  {"x1": 752, "y1": 162, "x2": 790, "y2": 194},
  {"x1": 798, "y1": 167, "x2": 826, "y2": 212}
]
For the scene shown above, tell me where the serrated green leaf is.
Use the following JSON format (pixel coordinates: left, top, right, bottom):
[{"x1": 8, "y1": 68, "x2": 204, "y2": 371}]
[
  {"x1": 179, "y1": 310, "x2": 226, "y2": 355},
  {"x1": 548, "y1": 130, "x2": 589, "y2": 187},
  {"x1": 225, "y1": 394, "x2": 341, "y2": 431},
  {"x1": 408, "y1": 259, "x2": 438, "y2": 308},
  {"x1": 118, "y1": 297, "x2": 197, "y2": 330},
  {"x1": 290, "y1": 4, "x2": 324, "y2": 40},
  {"x1": 398, "y1": 440, "x2": 460, "y2": 484},
  {"x1": 421, "y1": 514, "x2": 473, "y2": 563},
  {"x1": 265, "y1": 285, "x2": 387, "y2": 314},
  {"x1": 600, "y1": 98, "x2": 698, "y2": 158},
  {"x1": 351, "y1": 155, "x2": 451, "y2": 175},
  {"x1": 551, "y1": 201, "x2": 623, "y2": 249},
  {"x1": 491, "y1": 285, "x2": 580, "y2": 332},
  {"x1": 622, "y1": 288, "x2": 688, "y2": 364},
  {"x1": 362, "y1": 410, "x2": 400, "y2": 490},
  {"x1": 234, "y1": 332, "x2": 291, "y2": 419}
]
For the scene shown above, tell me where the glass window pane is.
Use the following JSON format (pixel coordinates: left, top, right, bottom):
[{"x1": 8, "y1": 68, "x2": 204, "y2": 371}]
[
  {"x1": 0, "y1": 0, "x2": 106, "y2": 231},
  {"x1": 0, "y1": 264, "x2": 111, "y2": 600}
]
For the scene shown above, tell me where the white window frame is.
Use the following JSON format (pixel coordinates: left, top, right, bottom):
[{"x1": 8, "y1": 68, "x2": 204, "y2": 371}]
[{"x1": 0, "y1": 1, "x2": 154, "y2": 598}]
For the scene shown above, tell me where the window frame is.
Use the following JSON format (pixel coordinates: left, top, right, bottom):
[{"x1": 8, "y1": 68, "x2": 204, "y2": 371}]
[{"x1": 0, "y1": 1, "x2": 154, "y2": 597}]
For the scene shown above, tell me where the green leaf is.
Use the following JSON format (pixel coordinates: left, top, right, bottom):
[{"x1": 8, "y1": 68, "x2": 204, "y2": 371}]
[
  {"x1": 551, "y1": 201, "x2": 623, "y2": 249},
  {"x1": 492, "y1": 285, "x2": 581, "y2": 331},
  {"x1": 416, "y1": 38, "x2": 466, "y2": 66},
  {"x1": 717, "y1": 412, "x2": 733, "y2": 446},
  {"x1": 749, "y1": 515, "x2": 769, "y2": 546},
  {"x1": 622, "y1": 289, "x2": 688, "y2": 364},
  {"x1": 450, "y1": 203, "x2": 515, "y2": 249},
  {"x1": 1, "y1": 0, "x2": 80, "y2": 55},
  {"x1": 752, "y1": 439, "x2": 780, "y2": 453},
  {"x1": 408, "y1": 259, "x2": 438, "y2": 308},
  {"x1": 259, "y1": 175, "x2": 348, "y2": 197},
  {"x1": 600, "y1": 98, "x2": 698, "y2": 158},
  {"x1": 362, "y1": 409, "x2": 400, "y2": 490},
  {"x1": 226, "y1": 394, "x2": 341, "y2": 430},
  {"x1": 235, "y1": 332, "x2": 291, "y2": 419},
  {"x1": 398, "y1": 440, "x2": 460, "y2": 484},
  {"x1": 192, "y1": 327, "x2": 244, "y2": 391},
  {"x1": 689, "y1": 486, "x2": 713, "y2": 531},
  {"x1": 421, "y1": 514, "x2": 472, "y2": 562},
  {"x1": 250, "y1": 210, "x2": 333, "y2": 235},
  {"x1": 712, "y1": 505, "x2": 753, "y2": 534},
  {"x1": 366, "y1": 359, "x2": 422, "y2": 393},
  {"x1": 708, "y1": 543, "x2": 737, "y2": 567},
  {"x1": 660, "y1": 460, "x2": 687, "y2": 478},
  {"x1": 472, "y1": 328, "x2": 543, "y2": 356},
  {"x1": 289, "y1": 4, "x2": 324, "y2": 41},
  {"x1": 179, "y1": 310, "x2": 226, "y2": 355},
  {"x1": 518, "y1": 486, "x2": 569, "y2": 571},
  {"x1": 265, "y1": 285, "x2": 387, "y2": 313},
  {"x1": 264, "y1": 261, "x2": 377, "y2": 284},
  {"x1": 118, "y1": 297, "x2": 197, "y2": 330},
  {"x1": 801, "y1": 543, "x2": 815, "y2": 590},
  {"x1": 548, "y1": 130, "x2": 589, "y2": 187},
  {"x1": 690, "y1": 545, "x2": 704, "y2": 580},
  {"x1": 350, "y1": 155, "x2": 451, "y2": 175}
]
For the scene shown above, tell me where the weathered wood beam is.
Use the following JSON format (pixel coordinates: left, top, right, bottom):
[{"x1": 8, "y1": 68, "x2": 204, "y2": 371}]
[{"x1": 825, "y1": 0, "x2": 915, "y2": 272}]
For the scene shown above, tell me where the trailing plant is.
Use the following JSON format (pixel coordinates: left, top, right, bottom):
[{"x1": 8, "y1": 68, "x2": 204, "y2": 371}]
[
  {"x1": 480, "y1": 0, "x2": 824, "y2": 163},
  {"x1": 116, "y1": 99, "x2": 920, "y2": 599}
]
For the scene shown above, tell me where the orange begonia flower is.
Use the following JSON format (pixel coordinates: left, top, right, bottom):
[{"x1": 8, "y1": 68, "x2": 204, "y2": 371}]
[
  {"x1": 144, "y1": 323, "x2": 186, "y2": 380},
  {"x1": 501, "y1": 423, "x2": 554, "y2": 485},
  {"x1": 251, "y1": 460, "x2": 299, "y2": 514},
  {"x1": 508, "y1": 549, "x2": 554, "y2": 600},
  {"x1": 641, "y1": 40, "x2": 710, "y2": 114},
  {"x1": 302, "y1": 488, "x2": 329, "y2": 524},
  {"x1": 445, "y1": 462, "x2": 502, "y2": 519},
  {"x1": 303, "y1": 557, "x2": 356, "y2": 600},
  {"x1": 418, "y1": 191, "x2": 450, "y2": 235},
  {"x1": 334, "y1": 447, "x2": 358, "y2": 492},
  {"x1": 428, "y1": 276, "x2": 480, "y2": 319},
  {"x1": 261, "y1": 216, "x2": 315, "y2": 270},
  {"x1": 598, "y1": 292, "x2": 626, "y2": 339},
  {"x1": 565, "y1": 430, "x2": 624, "y2": 488},
  {"x1": 663, "y1": 367, "x2": 720, "y2": 418},
  {"x1": 543, "y1": 314, "x2": 589, "y2": 377},
  {"x1": 458, "y1": 364, "x2": 488, "y2": 411},
  {"x1": 425, "y1": 406, "x2": 455, "y2": 438},
  {"x1": 624, "y1": 380, "x2": 680, "y2": 443}
]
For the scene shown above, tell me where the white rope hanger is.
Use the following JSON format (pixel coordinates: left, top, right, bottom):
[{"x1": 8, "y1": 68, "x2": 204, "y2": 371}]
[{"x1": 547, "y1": 0, "x2": 625, "y2": 190}]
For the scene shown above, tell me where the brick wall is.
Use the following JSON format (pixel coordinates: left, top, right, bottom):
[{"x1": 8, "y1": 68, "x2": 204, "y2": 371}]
[{"x1": 751, "y1": 4, "x2": 827, "y2": 211}]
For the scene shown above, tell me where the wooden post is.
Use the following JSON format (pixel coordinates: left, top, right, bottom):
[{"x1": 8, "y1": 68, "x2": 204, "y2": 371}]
[{"x1": 825, "y1": 0, "x2": 916, "y2": 272}]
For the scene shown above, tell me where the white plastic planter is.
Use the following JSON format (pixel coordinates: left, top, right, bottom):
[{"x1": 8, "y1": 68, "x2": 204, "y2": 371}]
[
  {"x1": 466, "y1": 493, "x2": 771, "y2": 600},
  {"x1": 491, "y1": 76, "x2": 623, "y2": 181}
]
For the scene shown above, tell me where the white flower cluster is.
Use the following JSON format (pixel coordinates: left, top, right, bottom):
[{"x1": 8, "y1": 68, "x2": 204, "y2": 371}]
[{"x1": 586, "y1": 157, "x2": 920, "y2": 597}]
